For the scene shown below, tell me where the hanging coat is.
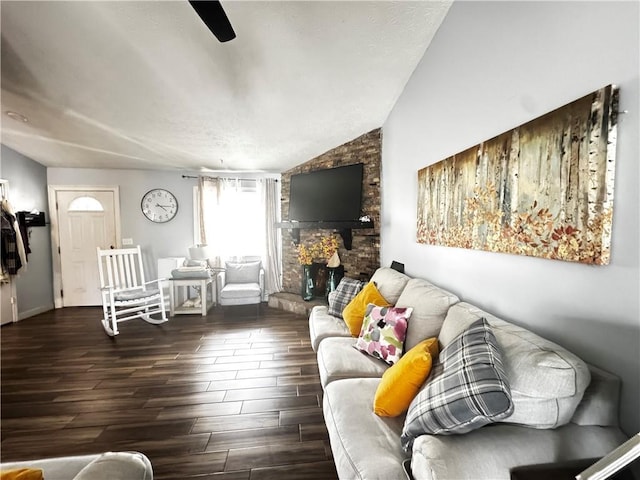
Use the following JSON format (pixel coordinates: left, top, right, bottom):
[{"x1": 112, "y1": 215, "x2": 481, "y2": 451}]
[
  {"x1": 1, "y1": 210, "x2": 22, "y2": 275},
  {"x1": 1, "y1": 199, "x2": 27, "y2": 275}
]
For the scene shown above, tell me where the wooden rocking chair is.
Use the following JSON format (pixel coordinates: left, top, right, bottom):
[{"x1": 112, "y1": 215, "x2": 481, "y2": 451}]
[{"x1": 97, "y1": 246, "x2": 168, "y2": 336}]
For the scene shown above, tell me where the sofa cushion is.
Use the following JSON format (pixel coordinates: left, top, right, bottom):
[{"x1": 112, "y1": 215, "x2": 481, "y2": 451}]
[
  {"x1": 308, "y1": 306, "x2": 351, "y2": 352},
  {"x1": 113, "y1": 288, "x2": 161, "y2": 302},
  {"x1": 219, "y1": 283, "x2": 261, "y2": 300},
  {"x1": 170, "y1": 268, "x2": 211, "y2": 279},
  {"x1": 374, "y1": 337, "x2": 439, "y2": 417},
  {"x1": 323, "y1": 378, "x2": 409, "y2": 480},
  {"x1": 342, "y1": 282, "x2": 391, "y2": 336},
  {"x1": 410, "y1": 423, "x2": 627, "y2": 480},
  {"x1": 501, "y1": 394, "x2": 587, "y2": 429},
  {"x1": 370, "y1": 267, "x2": 411, "y2": 304},
  {"x1": 328, "y1": 277, "x2": 364, "y2": 318},
  {"x1": 402, "y1": 319, "x2": 513, "y2": 448},
  {"x1": 225, "y1": 261, "x2": 261, "y2": 284},
  {"x1": 438, "y1": 302, "x2": 591, "y2": 428},
  {"x1": 354, "y1": 304, "x2": 411, "y2": 365},
  {"x1": 395, "y1": 278, "x2": 460, "y2": 351},
  {"x1": 317, "y1": 337, "x2": 388, "y2": 388}
]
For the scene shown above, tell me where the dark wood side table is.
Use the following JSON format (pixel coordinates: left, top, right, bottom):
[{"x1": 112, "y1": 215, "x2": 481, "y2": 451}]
[
  {"x1": 510, "y1": 457, "x2": 638, "y2": 480},
  {"x1": 510, "y1": 458, "x2": 599, "y2": 480}
]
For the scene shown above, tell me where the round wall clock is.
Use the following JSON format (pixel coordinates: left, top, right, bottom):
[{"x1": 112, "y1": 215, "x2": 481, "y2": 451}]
[{"x1": 141, "y1": 188, "x2": 178, "y2": 223}]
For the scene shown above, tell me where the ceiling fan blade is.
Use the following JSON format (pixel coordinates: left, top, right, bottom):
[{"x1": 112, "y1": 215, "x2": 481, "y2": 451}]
[{"x1": 189, "y1": 0, "x2": 236, "y2": 43}]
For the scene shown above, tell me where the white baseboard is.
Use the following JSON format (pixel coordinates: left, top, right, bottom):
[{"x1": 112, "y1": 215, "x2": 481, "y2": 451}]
[{"x1": 18, "y1": 304, "x2": 55, "y2": 321}]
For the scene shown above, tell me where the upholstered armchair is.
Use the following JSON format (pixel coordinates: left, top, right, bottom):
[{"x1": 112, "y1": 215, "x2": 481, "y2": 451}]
[{"x1": 216, "y1": 260, "x2": 264, "y2": 315}]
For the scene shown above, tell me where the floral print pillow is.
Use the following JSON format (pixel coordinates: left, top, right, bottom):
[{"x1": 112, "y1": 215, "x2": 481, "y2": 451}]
[{"x1": 354, "y1": 304, "x2": 412, "y2": 365}]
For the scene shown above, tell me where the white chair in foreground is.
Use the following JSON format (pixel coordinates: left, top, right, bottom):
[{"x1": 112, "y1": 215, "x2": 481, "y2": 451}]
[{"x1": 97, "y1": 246, "x2": 167, "y2": 336}]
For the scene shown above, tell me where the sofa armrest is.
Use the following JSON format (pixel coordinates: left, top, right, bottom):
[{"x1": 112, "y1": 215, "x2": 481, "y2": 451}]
[
  {"x1": 216, "y1": 271, "x2": 226, "y2": 300},
  {"x1": 73, "y1": 451, "x2": 152, "y2": 480},
  {"x1": 259, "y1": 268, "x2": 265, "y2": 300},
  {"x1": 571, "y1": 363, "x2": 621, "y2": 426},
  {"x1": 410, "y1": 424, "x2": 627, "y2": 480},
  {"x1": 0, "y1": 452, "x2": 152, "y2": 480}
]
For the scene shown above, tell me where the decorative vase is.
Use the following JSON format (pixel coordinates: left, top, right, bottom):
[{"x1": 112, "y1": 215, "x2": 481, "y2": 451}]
[
  {"x1": 301, "y1": 264, "x2": 314, "y2": 301},
  {"x1": 312, "y1": 262, "x2": 328, "y2": 295},
  {"x1": 326, "y1": 267, "x2": 339, "y2": 298},
  {"x1": 327, "y1": 251, "x2": 340, "y2": 268}
]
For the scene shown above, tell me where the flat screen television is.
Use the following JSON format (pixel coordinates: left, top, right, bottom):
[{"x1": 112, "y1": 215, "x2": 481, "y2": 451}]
[{"x1": 288, "y1": 163, "x2": 363, "y2": 222}]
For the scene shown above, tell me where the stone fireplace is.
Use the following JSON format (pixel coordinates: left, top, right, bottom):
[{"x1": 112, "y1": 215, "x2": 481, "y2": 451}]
[{"x1": 279, "y1": 129, "x2": 382, "y2": 297}]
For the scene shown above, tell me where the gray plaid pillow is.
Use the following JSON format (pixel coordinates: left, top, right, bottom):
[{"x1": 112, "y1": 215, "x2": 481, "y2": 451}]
[
  {"x1": 401, "y1": 318, "x2": 513, "y2": 450},
  {"x1": 328, "y1": 278, "x2": 365, "y2": 318}
]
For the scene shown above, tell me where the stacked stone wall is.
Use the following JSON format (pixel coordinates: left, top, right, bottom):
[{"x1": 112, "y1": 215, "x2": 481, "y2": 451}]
[{"x1": 281, "y1": 129, "x2": 381, "y2": 294}]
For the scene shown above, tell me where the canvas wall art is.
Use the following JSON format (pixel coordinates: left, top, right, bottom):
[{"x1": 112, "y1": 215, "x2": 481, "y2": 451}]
[{"x1": 417, "y1": 85, "x2": 618, "y2": 265}]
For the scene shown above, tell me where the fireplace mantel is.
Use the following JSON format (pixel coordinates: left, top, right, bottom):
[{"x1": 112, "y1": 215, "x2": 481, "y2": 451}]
[{"x1": 276, "y1": 220, "x2": 374, "y2": 250}]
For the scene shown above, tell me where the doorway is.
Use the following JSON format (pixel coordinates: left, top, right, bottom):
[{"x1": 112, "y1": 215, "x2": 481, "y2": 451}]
[{"x1": 49, "y1": 186, "x2": 121, "y2": 307}]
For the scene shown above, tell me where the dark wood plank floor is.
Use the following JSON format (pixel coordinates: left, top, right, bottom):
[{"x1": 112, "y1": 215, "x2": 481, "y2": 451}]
[{"x1": 1, "y1": 305, "x2": 338, "y2": 480}]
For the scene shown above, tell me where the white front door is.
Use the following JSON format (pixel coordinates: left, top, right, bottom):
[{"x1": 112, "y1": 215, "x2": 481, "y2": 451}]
[{"x1": 56, "y1": 190, "x2": 118, "y2": 306}]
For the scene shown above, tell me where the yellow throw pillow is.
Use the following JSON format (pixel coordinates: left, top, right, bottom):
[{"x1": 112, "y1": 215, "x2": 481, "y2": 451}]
[
  {"x1": 342, "y1": 281, "x2": 391, "y2": 336},
  {"x1": 0, "y1": 468, "x2": 44, "y2": 480},
  {"x1": 373, "y1": 337, "x2": 439, "y2": 417}
]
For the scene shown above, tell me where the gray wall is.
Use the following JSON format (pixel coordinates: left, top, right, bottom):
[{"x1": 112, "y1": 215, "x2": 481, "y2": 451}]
[
  {"x1": 1, "y1": 145, "x2": 54, "y2": 318},
  {"x1": 47, "y1": 168, "x2": 200, "y2": 277},
  {"x1": 382, "y1": 1, "x2": 639, "y2": 436},
  {"x1": 46, "y1": 168, "x2": 277, "y2": 277}
]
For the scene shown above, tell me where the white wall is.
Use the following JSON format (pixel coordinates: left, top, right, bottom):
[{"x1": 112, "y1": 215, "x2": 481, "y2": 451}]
[
  {"x1": 47, "y1": 168, "x2": 201, "y2": 277},
  {"x1": 1, "y1": 145, "x2": 55, "y2": 318},
  {"x1": 382, "y1": 1, "x2": 639, "y2": 436},
  {"x1": 47, "y1": 168, "x2": 279, "y2": 277}
]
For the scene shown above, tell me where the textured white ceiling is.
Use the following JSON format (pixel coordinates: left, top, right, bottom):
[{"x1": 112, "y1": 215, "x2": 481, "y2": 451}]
[{"x1": 1, "y1": 1, "x2": 451, "y2": 173}]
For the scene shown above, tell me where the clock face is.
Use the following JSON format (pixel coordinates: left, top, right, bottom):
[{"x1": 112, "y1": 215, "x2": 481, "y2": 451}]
[{"x1": 141, "y1": 189, "x2": 178, "y2": 223}]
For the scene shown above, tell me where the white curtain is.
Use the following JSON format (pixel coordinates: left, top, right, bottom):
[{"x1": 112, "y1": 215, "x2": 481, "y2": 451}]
[
  {"x1": 262, "y1": 178, "x2": 282, "y2": 295},
  {"x1": 198, "y1": 176, "x2": 281, "y2": 297},
  {"x1": 198, "y1": 176, "x2": 223, "y2": 267}
]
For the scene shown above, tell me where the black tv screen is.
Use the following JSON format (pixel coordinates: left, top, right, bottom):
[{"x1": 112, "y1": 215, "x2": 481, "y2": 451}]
[{"x1": 289, "y1": 164, "x2": 363, "y2": 222}]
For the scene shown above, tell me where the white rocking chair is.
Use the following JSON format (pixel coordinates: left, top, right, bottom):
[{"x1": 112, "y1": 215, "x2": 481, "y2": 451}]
[{"x1": 97, "y1": 246, "x2": 168, "y2": 336}]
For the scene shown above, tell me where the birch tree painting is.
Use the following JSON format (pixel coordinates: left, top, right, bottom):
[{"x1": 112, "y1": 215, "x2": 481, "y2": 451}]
[{"x1": 417, "y1": 85, "x2": 618, "y2": 265}]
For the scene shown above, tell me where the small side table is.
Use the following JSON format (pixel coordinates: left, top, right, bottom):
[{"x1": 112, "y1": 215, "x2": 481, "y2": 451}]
[
  {"x1": 169, "y1": 277, "x2": 215, "y2": 316},
  {"x1": 510, "y1": 458, "x2": 600, "y2": 480}
]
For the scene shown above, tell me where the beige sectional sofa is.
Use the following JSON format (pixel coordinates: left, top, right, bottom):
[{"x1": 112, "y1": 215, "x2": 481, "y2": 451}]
[{"x1": 311, "y1": 267, "x2": 627, "y2": 480}]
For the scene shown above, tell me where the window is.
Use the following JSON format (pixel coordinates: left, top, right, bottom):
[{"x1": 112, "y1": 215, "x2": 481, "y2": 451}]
[
  {"x1": 195, "y1": 176, "x2": 282, "y2": 295},
  {"x1": 68, "y1": 196, "x2": 104, "y2": 212},
  {"x1": 216, "y1": 179, "x2": 265, "y2": 258},
  {"x1": 195, "y1": 178, "x2": 265, "y2": 259}
]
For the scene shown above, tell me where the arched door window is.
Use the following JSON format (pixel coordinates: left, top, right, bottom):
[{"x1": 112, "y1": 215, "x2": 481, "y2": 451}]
[{"x1": 68, "y1": 196, "x2": 104, "y2": 212}]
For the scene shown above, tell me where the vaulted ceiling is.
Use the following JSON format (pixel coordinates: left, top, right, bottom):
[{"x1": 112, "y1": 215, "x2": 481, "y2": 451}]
[{"x1": 1, "y1": 1, "x2": 451, "y2": 173}]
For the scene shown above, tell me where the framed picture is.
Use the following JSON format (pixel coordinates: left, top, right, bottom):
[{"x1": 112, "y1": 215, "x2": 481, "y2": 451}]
[{"x1": 417, "y1": 85, "x2": 618, "y2": 265}]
